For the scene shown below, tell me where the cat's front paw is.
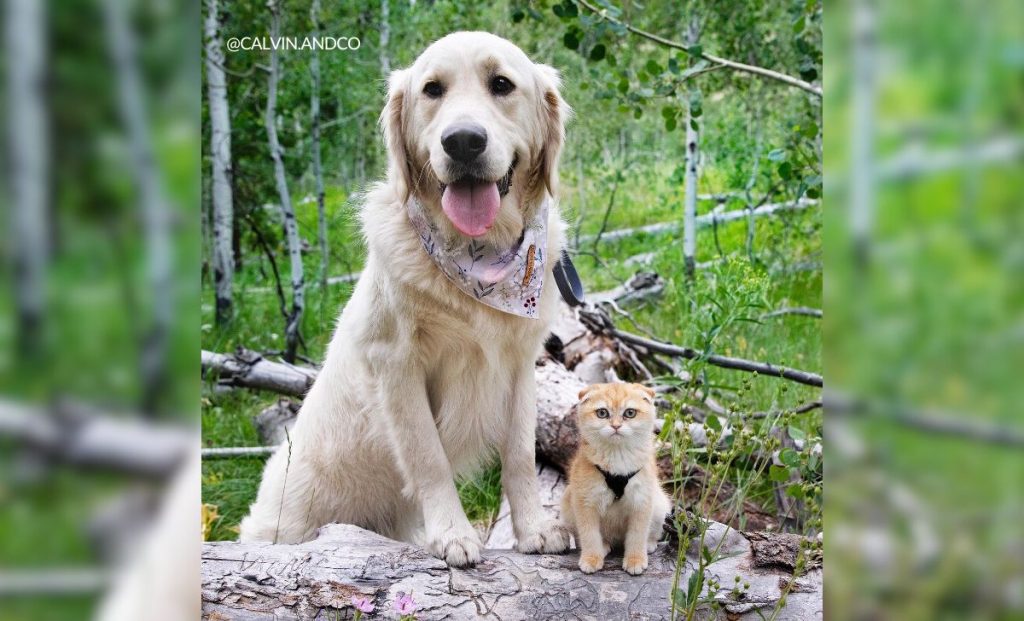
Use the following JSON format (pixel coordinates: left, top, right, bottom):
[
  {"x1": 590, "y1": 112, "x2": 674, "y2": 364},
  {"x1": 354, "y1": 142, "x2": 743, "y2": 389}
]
[
  {"x1": 515, "y1": 520, "x2": 571, "y2": 554},
  {"x1": 623, "y1": 551, "x2": 648, "y2": 575},
  {"x1": 427, "y1": 526, "x2": 482, "y2": 568},
  {"x1": 579, "y1": 552, "x2": 605, "y2": 574}
]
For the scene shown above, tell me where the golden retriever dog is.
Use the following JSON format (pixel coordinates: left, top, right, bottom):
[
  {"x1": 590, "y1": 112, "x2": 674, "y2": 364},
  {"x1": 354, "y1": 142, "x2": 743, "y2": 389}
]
[{"x1": 238, "y1": 32, "x2": 571, "y2": 567}]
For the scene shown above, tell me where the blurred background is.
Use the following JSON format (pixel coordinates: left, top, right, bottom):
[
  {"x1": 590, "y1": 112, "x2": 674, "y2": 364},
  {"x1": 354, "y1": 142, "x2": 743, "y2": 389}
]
[
  {"x1": 0, "y1": 0, "x2": 1020, "y2": 620},
  {"x1": 825, "y1": 0, "x2": 1024, "y2": 619},
  {"x1": 2, "y1": 0, "x2": 199, "y2": 619}
]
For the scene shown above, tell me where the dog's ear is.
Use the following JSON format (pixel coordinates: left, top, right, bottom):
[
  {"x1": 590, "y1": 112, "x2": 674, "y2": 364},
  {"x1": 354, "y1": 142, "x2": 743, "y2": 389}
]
[
  {"x1": 534, "y1": 63, "x2": 571, "y2": 196},
  {"x1": 380, "y1": 68, "x2": 413, "y2": 202}
]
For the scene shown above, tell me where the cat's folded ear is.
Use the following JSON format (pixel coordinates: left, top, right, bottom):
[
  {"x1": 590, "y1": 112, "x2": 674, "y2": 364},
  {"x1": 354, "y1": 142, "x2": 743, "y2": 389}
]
[
  {"x1": 578, "y1": 386, "x2": 593, "y2": 401},
  {"x1": 635, "y1": 383, "x2": 656, "y2": 401}
]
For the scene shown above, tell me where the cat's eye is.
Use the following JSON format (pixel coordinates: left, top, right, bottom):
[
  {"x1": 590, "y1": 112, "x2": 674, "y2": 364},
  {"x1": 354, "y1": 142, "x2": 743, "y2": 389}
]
[
  {"x1": 623, "y1": 408, "x2": 637, "y2": 419},
  {"x1": 423, "y1": 80, "x2": 445, "y2": 98},
  {"x1": 595, "y1": 408, "x2": 610, "y2": 419},
  {"x1": 490, "y1": 75, "x2": 515, "y2": 96}
]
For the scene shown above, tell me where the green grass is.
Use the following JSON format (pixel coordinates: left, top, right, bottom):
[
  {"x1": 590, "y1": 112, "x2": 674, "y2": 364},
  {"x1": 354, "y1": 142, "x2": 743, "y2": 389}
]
[{"x1": 201, "y1": 165, "x2": 823, "y2": 541}]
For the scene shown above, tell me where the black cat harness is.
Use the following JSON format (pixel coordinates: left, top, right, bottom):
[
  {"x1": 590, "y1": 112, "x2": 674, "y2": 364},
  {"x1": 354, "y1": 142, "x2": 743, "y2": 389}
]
[{"x1": 595, "y1": 465, "x2": 640, "y2": 501}]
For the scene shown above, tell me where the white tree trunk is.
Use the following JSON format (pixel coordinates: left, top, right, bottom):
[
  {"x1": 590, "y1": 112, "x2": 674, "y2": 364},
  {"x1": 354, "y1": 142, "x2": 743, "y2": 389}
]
[
  {"x1": 310, "y1": 0, "x2": 327, "y2": 290},
  {"x1": 683, "y1": 103, "x2": 699, "y2": 278},
  {"x1": 103, "y1": 0, "x2": 173, "y2": 411},
  {"x1": 850, "y1": 0, "x2": 876, "y2": 261},
  {"x1": 379, "y1": 0, "x2": 390, "y2": 76},
  {"x1": 266, "y1": 0, "x2": 305, "y2": 362},
  {"x1": 204, "y1": 0, "x2": 235, "y2": 324},
  {"x1": 6, "y1": 0, "x2": 48, "y2": 354}
]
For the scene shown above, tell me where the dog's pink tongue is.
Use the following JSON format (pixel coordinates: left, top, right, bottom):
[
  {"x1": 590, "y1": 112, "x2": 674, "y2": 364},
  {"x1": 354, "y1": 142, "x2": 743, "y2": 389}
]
[{"x1": 441, "y1": 181, "x2": 500, "y2": 237}]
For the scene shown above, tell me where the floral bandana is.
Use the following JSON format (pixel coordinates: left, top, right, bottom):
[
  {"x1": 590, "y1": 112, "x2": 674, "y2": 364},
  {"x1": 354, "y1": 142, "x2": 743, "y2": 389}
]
[{"x1": 407, "y1": 199, "x2": 549, "y2": 319}]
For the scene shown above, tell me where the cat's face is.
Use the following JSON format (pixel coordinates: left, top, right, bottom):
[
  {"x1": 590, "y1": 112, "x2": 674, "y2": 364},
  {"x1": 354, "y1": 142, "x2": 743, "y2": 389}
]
[{"x1": 576, "y1": 382, "x2": 657, "y2": 446}]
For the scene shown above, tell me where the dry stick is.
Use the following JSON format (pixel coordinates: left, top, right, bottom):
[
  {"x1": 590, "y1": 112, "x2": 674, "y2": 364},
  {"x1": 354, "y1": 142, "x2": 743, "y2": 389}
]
[
  {"x1": 761, "y1": 306, "x2": 823, "y2": 319},
  {"x1": 614, "y1": 330, "x2": 824, "y2": 387},
  {"x1": 828, "y1": 392, "x2": 1024, "y2": 448},
  {"x1": 574, "y1": 0, "x2": 822, "y2": 97}
]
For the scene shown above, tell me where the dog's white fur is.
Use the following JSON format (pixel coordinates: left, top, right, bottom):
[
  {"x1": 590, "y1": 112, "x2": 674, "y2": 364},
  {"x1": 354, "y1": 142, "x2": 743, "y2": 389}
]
[{"x1": 238, "y1": 32, "x2": 571, "y2": 567}]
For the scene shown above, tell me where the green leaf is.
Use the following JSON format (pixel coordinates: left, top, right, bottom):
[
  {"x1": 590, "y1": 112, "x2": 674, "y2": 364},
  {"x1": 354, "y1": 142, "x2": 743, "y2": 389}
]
[
  {"x1": 779, "y1": 448, "x2": 800, "y2": 468},
  {"x1": 564, "y1": 1, "x2": 578, "y2": 17},
  {"x1": 802, "y1": 121, "x2": 819, "y2": 138},
  {"x1": 552, "y1": 3, "x2": 565, "y2": 17},
  {"x1": 661, "y1": 106, "x2": 675, "y2": 119},
  {"x1": 690, "y1": 119, "x2": 699, "y2": 131},
  {"x1": 589, "y1": 44, "x2": 606, "y2": 61},
  {"x1": 786, "y1": 483, "x2": 805, "y2": 499},
  {"x1": 705, "y1": 415, "x2": 722, "y2": 431},
  {"x1": 645, "y1": 59, "x2": 662, "y2": 74},
  {"x1": 767, "y1": 148, "x2": 787, "y2": 162},
  {"x1": 665, "y1": 117, "x2": 677, "y2": 132},
  {"x1": 806, "y1": 187, "x2": 820, "y2": 199},
  {"x1": 770, "y1": 465, "x2": 791, "y2": 482},
  {"x1": 668, "y1": 57, "x2": 680, "y2": 74},
  {"x1": 788, "y1": 425, "x2": 807, "y2": 442},
  {"x1": 687, "y1": 44, "x2": 703, "y2": 57},
  {"x1": 702, "y1": 545, "x2": 713, "y2": 564},
  {"x1": 563, "y1": 31, "x2": 580, "y2": 50},
  {"x1": 777, "y1": 162, "x2": 793, "y2": 180},
  {"x1": 686, "y1": 570, "x2": 704, "y2": 606},
  {"x1": 617, "y1": 78, "x2": 629, "y2": 93},
  {"x1": 511, "y1": 9, "x2": 525, "y2": 22},
  {"x1": 793, "y1": 16, "x2": 806, "y2": 34}
]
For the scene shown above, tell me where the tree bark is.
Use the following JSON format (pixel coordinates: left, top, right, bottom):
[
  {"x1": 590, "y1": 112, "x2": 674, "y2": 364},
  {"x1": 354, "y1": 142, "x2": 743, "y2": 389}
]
[
  {"x1": 205, "y1": 0, "x2": 235, "y2": 324},
  {"x1": 266, "y1": 0, "x2": 305, "y2": 363},
  {"x1": 6, "y1": 0, "x2": 49, "y2": 356},
  {"x1": 310, "y1": 0, "x2": 328, "y2": 291},
  {"x1": 201, "y1": 523, "x2": 822, "y2": 620},
  {"x1": 682, "y1": 21, "x2": 701, "y2": 281},
  {"x1": 379, "y1": 0, "x2": 390, "y2": 76},
  {"x1": 103, "y1": 0, "x2": 173, "y2": 413}
]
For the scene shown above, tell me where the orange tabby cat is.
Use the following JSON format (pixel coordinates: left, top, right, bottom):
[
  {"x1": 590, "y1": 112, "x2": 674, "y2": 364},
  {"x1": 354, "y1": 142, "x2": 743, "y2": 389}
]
[{"x1": 560, "y1": 382, "x2": 671, "y2": 575}]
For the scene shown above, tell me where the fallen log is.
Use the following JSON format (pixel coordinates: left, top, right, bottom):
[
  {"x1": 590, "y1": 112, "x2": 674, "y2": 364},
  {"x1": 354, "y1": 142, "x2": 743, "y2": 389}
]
[
  {"x1": 201, "y1": 349, "x2": 317, "y2": 397},
  {"x1": 0, "y1": 399, "x2": 193, "y2": 478},
  {"x1": 202, "y1": 522, "x2": 822, "y2": 620}
]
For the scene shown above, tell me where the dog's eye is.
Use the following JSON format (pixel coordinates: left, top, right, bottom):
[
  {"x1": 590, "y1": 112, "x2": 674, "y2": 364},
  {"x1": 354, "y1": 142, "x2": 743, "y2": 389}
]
[
  {"x1": 490, "y1": 75, "x2": 515, "y2": 96},
  {"x1": 423, "y1": 81, "x2": 445, "y2": 98},
  {"x1": 623, "y1": 408, "x2": 636, "y2": 419},
  {"x1": 596, "y1": 408, "x2": 610, "y2": 419}
]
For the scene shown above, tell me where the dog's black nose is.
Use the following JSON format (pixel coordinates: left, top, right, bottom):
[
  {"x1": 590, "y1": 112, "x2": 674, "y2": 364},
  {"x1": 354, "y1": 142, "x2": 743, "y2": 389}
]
[{"x1": 441, "y1": 123, "x2": 488, "y2": 163}]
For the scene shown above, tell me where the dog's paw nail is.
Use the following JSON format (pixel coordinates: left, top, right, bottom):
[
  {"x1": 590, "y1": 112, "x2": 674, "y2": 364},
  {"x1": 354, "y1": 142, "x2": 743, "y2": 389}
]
[{"x1": 623, "y1": 553, "x2": 648, "y2": 575}]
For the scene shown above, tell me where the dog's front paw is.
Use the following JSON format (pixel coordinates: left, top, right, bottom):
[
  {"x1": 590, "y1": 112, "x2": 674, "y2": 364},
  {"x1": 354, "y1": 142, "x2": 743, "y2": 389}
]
[
  {"x1": 428, "y1": 527, "x2": 482, "y2": 568},
  {"x1": 623, "y1": 551, "x2": 648, "y2": 575},
  {"x1": 515, "y1": 520, "x2": 571, "y2": 554}
]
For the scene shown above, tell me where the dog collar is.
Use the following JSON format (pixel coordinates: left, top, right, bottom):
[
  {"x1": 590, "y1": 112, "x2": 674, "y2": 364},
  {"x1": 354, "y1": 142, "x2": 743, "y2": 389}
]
[
  {"x1": 406, "y1": 198, "x2": 549, "y2": 319},
  {"x1": 595, "y1": 465, "x2": 640, "y2": 501}
]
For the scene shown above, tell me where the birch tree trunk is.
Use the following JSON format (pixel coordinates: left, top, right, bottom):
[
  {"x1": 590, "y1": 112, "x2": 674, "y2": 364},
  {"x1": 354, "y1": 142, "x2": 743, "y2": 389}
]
[
  {"x1": 204, "y1": 0, "x2": 235, "y2": 325},
  {"x1": 850, "y1": 0, "x2": 876, "y2": 264},
  {"x1": 266, "y1": 0, "x2": 305, "y2": 363},
  {"x1": 103, "y1": 0, "x2": 173, "y2": 412},
  {"x1": 682, "y1": 20, "x2": 701, "y2": 280},
  {"x1": 310, "y1": 0, "x2": 327, "y2": 290},
  {"x1": 379, "y1": 0, "x2": 390, "y2": 76},
  {"x1": 6, "y1": 0, "x2": 49, "y2": 356}
]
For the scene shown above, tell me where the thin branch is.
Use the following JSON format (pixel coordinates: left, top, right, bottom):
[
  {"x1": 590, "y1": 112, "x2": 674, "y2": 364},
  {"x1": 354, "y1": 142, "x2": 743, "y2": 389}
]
[
  {"x1": 761, "y1": 306, "x2": 823, "y2": 319},
  {"x1": 614, "y1": 329, "x2": 824, "y2": 387},
  {"x1": 574, "y1": 0, "x2": 822, "y2": 97}
]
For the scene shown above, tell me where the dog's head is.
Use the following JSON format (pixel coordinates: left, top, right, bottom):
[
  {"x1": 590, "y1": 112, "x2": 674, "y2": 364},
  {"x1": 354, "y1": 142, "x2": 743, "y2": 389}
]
[{"x1": 381, "y1": 32, "x2": 569, "y2": 243}]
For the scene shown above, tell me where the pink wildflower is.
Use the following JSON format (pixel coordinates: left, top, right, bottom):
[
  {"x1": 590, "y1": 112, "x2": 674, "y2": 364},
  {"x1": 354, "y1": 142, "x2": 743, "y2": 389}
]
[
  {"x1": 351, "y1": 595, "x2": 375, "y2": 613},
  {"x1": 394, "y1": 593, "x2": 417, "y2": 616}
]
